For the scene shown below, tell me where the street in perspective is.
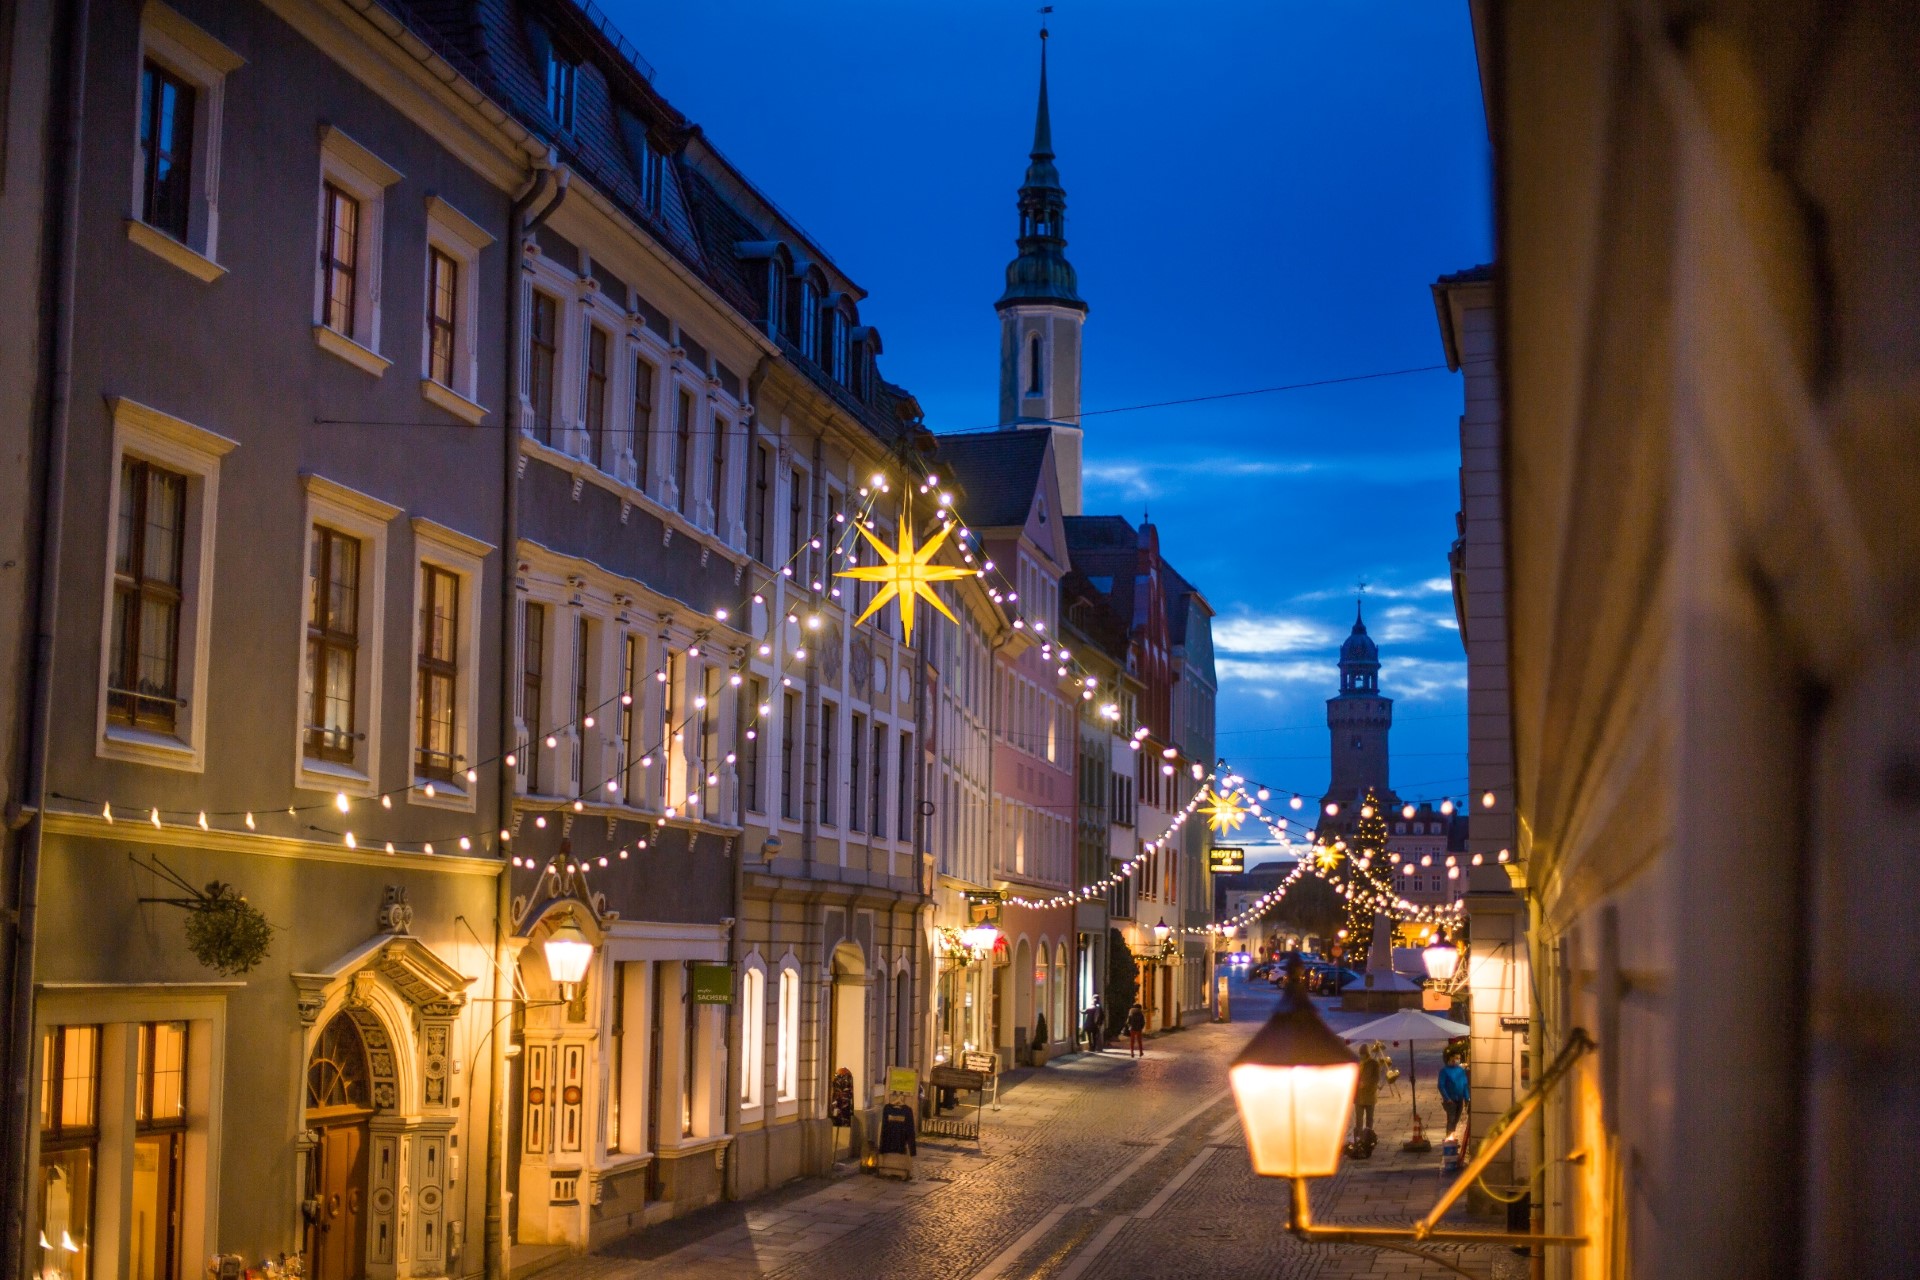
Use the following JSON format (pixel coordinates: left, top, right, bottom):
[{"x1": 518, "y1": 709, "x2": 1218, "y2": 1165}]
[{"x1": 0, "y1": 1, "x2": 1912, "y2": 1280}]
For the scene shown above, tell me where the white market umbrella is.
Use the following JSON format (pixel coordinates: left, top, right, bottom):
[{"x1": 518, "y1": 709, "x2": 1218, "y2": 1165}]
[{"x1": 1341, "y1": 1009, "x2": 1469, "y2": 1134}]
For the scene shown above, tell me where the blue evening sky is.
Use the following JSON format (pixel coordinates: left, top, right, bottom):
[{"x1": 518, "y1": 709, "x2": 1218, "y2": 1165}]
[{"x1": 613, "y1": 0, "x2": 1492, "y2": 852}]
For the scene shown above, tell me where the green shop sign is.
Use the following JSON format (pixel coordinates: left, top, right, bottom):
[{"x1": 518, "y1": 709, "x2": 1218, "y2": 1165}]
[{"x1": 691, "y1": 963, "x2": 735, "y2": 1005}]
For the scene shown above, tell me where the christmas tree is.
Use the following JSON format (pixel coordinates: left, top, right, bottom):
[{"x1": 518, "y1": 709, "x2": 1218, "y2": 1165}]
[{"x1": 1340, "y1": 788, "x2": 1397, "y2": 968}]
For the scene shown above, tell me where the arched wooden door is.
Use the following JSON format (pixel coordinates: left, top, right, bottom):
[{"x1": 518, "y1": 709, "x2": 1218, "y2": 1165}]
[{"x1": 304, "y1": 1013, "x2": 374, "y2": 1280}]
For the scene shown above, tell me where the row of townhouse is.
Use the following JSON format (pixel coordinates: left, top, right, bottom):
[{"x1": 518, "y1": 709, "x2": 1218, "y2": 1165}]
[{"x1": 0, "y1": 0, "x2": 959, "y2": 1275}]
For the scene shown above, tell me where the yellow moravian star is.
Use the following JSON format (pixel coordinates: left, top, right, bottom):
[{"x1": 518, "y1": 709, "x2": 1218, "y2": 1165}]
[
  {"x1": 834, "y1": 518, "x2": 977, "y2": 644},
  {"x1": 1200, "y1": 786, "x2": 1248, "y2": 834},
  {"x1": 1313, "y1": 843, "x2": 1344, "y2": 872}
]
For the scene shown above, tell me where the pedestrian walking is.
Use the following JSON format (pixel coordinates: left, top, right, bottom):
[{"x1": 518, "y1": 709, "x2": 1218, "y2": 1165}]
[
  {"x1": 1438, "y1": 1051, "x2": 1470, "y2": 1137},
  {"x1": 1351, "y1": 1042, "x2": 1383, "y2": 1142},
  {"x1": 1125, "y1": 1001, "x2": 1147, "y2": 1057},
  {"x1": 1083, "y1": 998, "x2": 1105, "y2": 1053}
]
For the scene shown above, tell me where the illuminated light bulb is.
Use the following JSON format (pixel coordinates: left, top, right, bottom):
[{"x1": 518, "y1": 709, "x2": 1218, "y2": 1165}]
[
  {"x1": 1012, "y1": 620, "x2": 1024, "y2": 630},
  {"x1": 424, "y1": 782, "x2": 437, "y2": 798},
  {"x1": 782, "y1": 567, "x2": 793, "y2": 577},
  {"x1": 1162, "y1": 747, "x2": 1176, "y2": 760},
  {"x1": 103, "y1": 802, "x2": 113, "y2": 824},
  {"x1": 657, "y1": 671, "x2": 668, "y2": 683},
  {"x1": 673, "y1": 731, "x2": 683, "y2": 743},
  {"x1": 746, "y1": 729, "x2": 758, "y2": 741},
  {"x1": 467, "y1": 768, "x2": 479, "y2": 784},
  {"x1": 641, "y1": 755, "x2": 653, "y2": 767},
  {"x1": 794, "y1": 648, "x2": 807, "y2": 661},
  {"x1": 198, "y1": 811, "x2": 209, "y2": 830},
  {"x1": 1448, "y1": 866, "x2": 1460, "y2": 879},
  {"x1": 1290, "y1": 795, "x2": 1303, "y2": 810},
  {"x1": 1128, "y1": 740, "x2": 1139, "y2": 750},
  {"x1": 619, "y1": 849, "x2": 629, "y2": 859},
  {"x1": 1498, "y1": 848, "x2": 1511, "y2": 862},
  {"x1": 1440, "y1": 799, "x2": 1455, "y2": 815},
  {"x1": 1325, "y1": 802, "x2": 1339, "y2": 816},
  {"x1": 535, "y1": 815, "x2": 547, "y2": 828},
  {"x1": 335, "y1": 792, "x2": 351, "y2": 813},
  {"x1": 511, "y1": 856, "x2": 522, "y2": 868},
  {"x1": 245, "y1": 812, "x2": 256, "y2": 830},
  {"x1": 1421, "y1": 855, "x2": 1432, "y2": 867},
  {"x1": 729, "y1": 673, "x2": 742, "y2": 686},
  {"x1": 759, "y1": 644, "x2": 772, "y2": 656},
  {"x1": 1481, "y1": 790, "x2": 1496, "y2": 809},
  {"x1": 460, "y1": 837, "x2": 472, "y2": 851},
  {"x1": 1361, "y1": 805, "x2": 1374, "y2": 818},
  {"x1": 1162, "y1": 764, "x2": 1174, "y2": 776},
  {"x1": 725, "y1": 752, "x2": 737, "y2": 764},
  {"x1": 424, "y1": 843, "x2": 434, "y2": 855},
  {"x1": 584, "y1": 716, "x2": 595, "y2": 729},
  {"x1": 501, "y1": 829, "x2": 512, "y2": 841},
  {"x1": 1445, "y1": 855, "x2": 1457, "y2": 867},
  {"x1": 716, "y1": 608, "x2": 730, "y2": 621},
  {"x1": 1471, "y1": 853, "x2": 1484, "y2": 866},
  {"x1": 345, "y1": 831, "x2": 357, "y2": 849},
  {"x1": 379, "y1": 794, "x2": 392, "y2": 810},
  {"x1": 573, "y1": 800, "x2": 584, "y2": 812},
  {"x1": 150, "y1": 808, "x2": 162, "y2": 829},
  {"x1": 664, "y1": 806, "x2": 677, "y2": 818}
]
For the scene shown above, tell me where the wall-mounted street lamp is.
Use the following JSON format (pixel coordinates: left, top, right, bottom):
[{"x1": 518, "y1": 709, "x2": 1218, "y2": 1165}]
[
  {"x1": 1231, "y1": 959, "x2": 1594, "y2": 1249},
  {"x1": 1152, "y1": 917, "x2": 1171, "y2": 945},
  {"x1": 1421, "y1": 934, "x2": 1459, "y2": 984},
  {"x1": 541, "y1": 908, "x2": 595, "y2": 1000}
]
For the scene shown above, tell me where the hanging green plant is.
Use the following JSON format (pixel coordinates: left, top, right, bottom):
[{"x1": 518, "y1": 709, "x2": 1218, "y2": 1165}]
[{"x1": 133, "y1": 853, "x2": 277, "y2": 976}]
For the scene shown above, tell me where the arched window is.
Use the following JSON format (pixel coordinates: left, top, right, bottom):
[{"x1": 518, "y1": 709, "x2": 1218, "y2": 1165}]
[
  {"x1": 1054, "y1": 943, "x2": 1068, "y2": 1033},
  {"x1": 775, "y1": 966, "x2": 800, "y2": 1102},
  {"x1": 740, "y1": 965, "x2": 766, "y2": 1109},
  {"x1": 306, "y1": 1013, "x2": 372, "y2": 1113},
  {"x1": 1027, "y1": 334, "x2": 1043, "y2": 396},
  {"x1": 895, "y1": 969, "x2": 911, "y2": 1067}
]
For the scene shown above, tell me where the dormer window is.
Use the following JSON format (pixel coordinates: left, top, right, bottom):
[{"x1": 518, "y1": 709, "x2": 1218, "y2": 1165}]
[
  {"x1": 826, "y1": 310, "x2": 848, "y2": 384},
  {"x1": 765, "y1": 264, "x2": 785, "y2": 341},
  {"x1": 791, "y1": 279, "x2": 816, "y2": 357},
  {"x1": 544, "y1": 45, "x2": 577, "y2": 131}
]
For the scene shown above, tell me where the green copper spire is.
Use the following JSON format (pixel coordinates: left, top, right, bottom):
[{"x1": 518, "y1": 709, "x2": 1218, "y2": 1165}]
[{"x1": 997, "y1": 26, "x2": 1085, "y2": 313}]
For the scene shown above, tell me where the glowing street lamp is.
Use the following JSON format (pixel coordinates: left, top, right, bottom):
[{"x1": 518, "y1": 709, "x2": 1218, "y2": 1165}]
[
  {"x1": 1422, "y1": 934, "x2": 1460, "y2": 984},
  {"x1": 961, "y1": 924, "x2": 1000, "y2": 954},
  {"x1": 541, "y1": 909, "x2": 595, "y2": 1000},
  {"x1": 1230, "y1": 960, "x2": 1360, "y2": 1178}
]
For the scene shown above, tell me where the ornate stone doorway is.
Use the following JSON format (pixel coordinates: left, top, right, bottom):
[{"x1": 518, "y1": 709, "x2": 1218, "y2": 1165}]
[{"x1": 304, "y1": 1013, "x2": 374, "y2": 1280}]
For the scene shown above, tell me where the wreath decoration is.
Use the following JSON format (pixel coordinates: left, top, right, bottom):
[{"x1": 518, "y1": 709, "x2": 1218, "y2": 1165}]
[{"x1": 133, "y1": 853, "x2": 277, "y2": 976}]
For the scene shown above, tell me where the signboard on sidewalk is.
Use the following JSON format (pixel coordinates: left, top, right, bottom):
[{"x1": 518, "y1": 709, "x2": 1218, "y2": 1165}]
[
  {"x1": 886, "y1": 1067, "x2": 919, "y2": 1099},
  {"x1": 1208, "y1": 846, "x2": 1246, "y2": 874},
  {"x1": 690, "y1": 963, "x2": 735, "y2": 1005}
]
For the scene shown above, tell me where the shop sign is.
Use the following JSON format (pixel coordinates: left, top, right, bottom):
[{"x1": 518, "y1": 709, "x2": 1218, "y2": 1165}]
[
  {"x1": 964, "y1": 890, "x2": 1003, "y2": 928},
  {"x1": 691, "y1": 963, "x2": 735, "y2": 1005},
  {"x1": 1208, "y1": 846, "x2": 1246, "y2": 874},
  {"x1": 886, "y1": 1067, "x2": 919, "y2": 1098}
]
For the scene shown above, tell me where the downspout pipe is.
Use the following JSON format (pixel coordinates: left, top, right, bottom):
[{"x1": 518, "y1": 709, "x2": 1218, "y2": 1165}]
[
  {"x1": 0, "y1": 0, "x2": 89, "y2": 1268},
  {"x1": 486, "y1": 151, "x2": 560, "y2": 1280}
]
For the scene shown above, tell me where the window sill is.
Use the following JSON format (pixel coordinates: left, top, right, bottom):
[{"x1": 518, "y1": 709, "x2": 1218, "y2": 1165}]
[
  {"x1": 421, "y1": 379, "x2": 488, "y2": 425},
  {"x1": 408, "y1": 777, "x2": 475, "y2": 813},
  {"x1": 99, "y1": 722, "x2": 202, "y2": 772},
  {"x1": 314, "y1": 326, "x2": 391, "y2": 377},
  {"x1": 125, "y1": 220, "x2": 225, "y2": 282},
  {"x1": 297, "y1": 757, "x2": 376, "y2": 797},
  {"x1": 737, "y1": 1104, "x2": 766, "y2": 1129},
  {"x1": 516, "y1": 434, "x2": 749, "y2": 569},
  {"x1": 655, "y1": 1133, "x2": 732, "y2": 1159},
  {"x1": 773, "y1": 1100, "x2": 799, "y2": 1121}
]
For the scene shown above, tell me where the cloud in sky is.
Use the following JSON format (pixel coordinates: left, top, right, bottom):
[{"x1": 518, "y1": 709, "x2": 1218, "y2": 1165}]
[
  {"x1": 1382, "y1": 656, "x2": 1468, "y2": 700},
  {"x1": 1082, "y1": 452, "x2": 1458, "y2": 502},
  {"x1": 1213, "y1": 614, "x2": 1342, "y2": 656},
  {"x1": 1294, "y1": 576, "x2": 1454, "y2": 602}
]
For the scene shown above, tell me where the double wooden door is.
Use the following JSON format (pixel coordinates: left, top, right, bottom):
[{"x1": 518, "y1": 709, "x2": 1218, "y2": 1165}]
[{"x1": 306, "y1": 1119, "x2": 369, "y2": 1280}]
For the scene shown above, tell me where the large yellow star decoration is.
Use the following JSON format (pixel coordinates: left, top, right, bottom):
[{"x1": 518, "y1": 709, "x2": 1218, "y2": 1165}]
[
  {"x1": 1200, "y1": 786, "x2": 1248, "y2": 834},
  {"x1": 1314, "y1": 843, "x2": 1345, "y2": 872},
  {"x1": 835, "y1": 518, "x2": 977, "y2": 645}
]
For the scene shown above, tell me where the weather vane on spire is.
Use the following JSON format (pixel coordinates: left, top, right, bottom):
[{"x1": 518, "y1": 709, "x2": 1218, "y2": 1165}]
[{"x1": 1040, "y1": 5, "x2": 1052, "y2": 38}]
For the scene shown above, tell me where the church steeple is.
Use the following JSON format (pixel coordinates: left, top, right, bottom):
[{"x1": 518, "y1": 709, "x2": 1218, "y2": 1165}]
[
  {"x1": 998, "y1": 28, "x2": 1083, "y2": 315},
  {"x1": 997, "y1": 22, "x2": 1088, "y2": 515}
]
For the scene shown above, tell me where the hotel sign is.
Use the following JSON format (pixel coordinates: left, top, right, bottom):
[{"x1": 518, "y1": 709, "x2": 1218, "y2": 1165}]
[{"x1": 1208, "y1": 846, "x2": 1246, "y2": 874}]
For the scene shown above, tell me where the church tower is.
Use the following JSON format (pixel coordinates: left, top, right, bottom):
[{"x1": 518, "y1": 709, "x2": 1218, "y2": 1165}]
[
  {"x1": 997, "y1": 26, "x2": 1088, "y2": 515},
  {"x1": 1322, "y1": 602, "x2": 1395, "y2": 814}
]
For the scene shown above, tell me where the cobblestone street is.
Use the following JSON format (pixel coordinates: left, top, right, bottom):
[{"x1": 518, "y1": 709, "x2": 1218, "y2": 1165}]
[{"x1": 534, "y1": 979, "x2": 1530, "y2": 1280}]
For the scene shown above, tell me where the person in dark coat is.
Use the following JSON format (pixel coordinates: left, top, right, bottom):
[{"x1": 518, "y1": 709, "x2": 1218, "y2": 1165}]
[
  {"x1": 1438, "y1": 1052, "x2": 1470, "y2": 1136},
  {"x1": 1351, "y1": 1043, "x2": 1383, "y2": 1141},
  {"x1": 1083, "y1": 998, "x2": 1105, "y2": 1053},
  {"x1": 1125, "y1": 1002, "x2": 1147, "y2": 1057}
]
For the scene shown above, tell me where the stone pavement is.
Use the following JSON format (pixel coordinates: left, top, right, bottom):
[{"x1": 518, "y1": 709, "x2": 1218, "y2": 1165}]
[{"x1": 530, "y1": 980, "x2": 1534, "y2": 1280}]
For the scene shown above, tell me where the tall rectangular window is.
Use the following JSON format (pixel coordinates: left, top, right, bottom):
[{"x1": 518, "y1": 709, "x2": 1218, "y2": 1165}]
[
  {"x1": 572, "y1": 616, "x2": 590, "y2": 795},
  {"x1": 776, "y1": 969, "x2": 799, "y2": 1101},
  {"x1": 661, "y1": 651, "x2": 681, "y2": 810},
  {"x1": 787, "y1": 469, "x2": 806, "y2": 575},
  {"x1": 585, "y1": 327, "x2": 610, "y2": 469},
  {"x1": 523, "y1": 603, "x2": 546, "y2": 794},
  {"x1": 709, "y1": 419, "x2": 728, "y2": 531},
  {"x1": 848, "y1": 713, "x2": 866, "y2": 832},
  {"x1": 132, "y1": 1022, "x2": 187, "y2": 1280},
  {"x1": 109, "y1": 459, "x2": 187, "y2": 732},
  {"x1": 700, "y1": 666, "x2": 721, "y2": 816},
  {"x1": 897, "y1": 734, "x2": 913, "y2": 841},
  {"x1": 320, "y1": 183, "x2": 360, "y2": 338},
  {"x1": 750, "y1": 445, "x2": 772, "y2": 563},
  {"x1": 138, "y1": 61, "x2": 195, "y2": 239},
  {"x1": 781, "y1": 690, "x2": 799, "y2": 821},
  {"x1": 632, "y1": 358, "x2": 655, "y2": 489},
  {"x1": 621, "y1": 634, "x2": 641, "y2": 803},
  {"x1": 742, "y1": 677, "x2": 765, "y2": 813},
  {"x1": 305, "y1": 526, "x2": 361, "y2": 762},
  {"x1": 607, "y1": 963, "x2": 628, "y2": 1150},
  {"x1": 426, "y1": 247, "x2": 459, "y2": 387},
  {"x1": 416, "y1": 565, "x2": 459, "y2": 781},
  {"x1": 529, "y1": 293, "x2": 558, "y2": 444},
  {"x1": 870, "y1": 722, "x2": 886, "y2": 836},
  {"x1": 818, "y1": 702, "x2": 836, "y2": 827},
  {"x1": 36, "y1": 1025, "x2": 99, "y2": 1280},
  {"x1": 739, "y1": 967, "x2": 765, "y2": 1108},
  {"x1": 545, "y1": 49, "x2": 577, "y2": 131},
  {"x1": 674, "y1": 390, "x2": 694, "y2": 515}
]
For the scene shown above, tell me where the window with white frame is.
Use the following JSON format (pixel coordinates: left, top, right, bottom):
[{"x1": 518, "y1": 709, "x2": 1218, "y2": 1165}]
[
  {"x1": 311, "y1": 126, "x2": 402, "y2": 376},
  {"x1": 296, "y1": 475, "x2": 396, "y2": 793},
  {"x1": 409, "y1": 518, "x2": 490, "y2": 808},
  {"x1": 739, "y1": 963, "x2": 766, "y2": 1111},
  {"x1": 775, "y1": 964, "x2": 800, "y2": 1107},
  {"x1": 98, "y1": 398, "x2": 234, "y2": 771},
  {"x1": 421, "y1": 196, "x2": 492, "y2": 423},
  {"x1": 129, "y1": 3, "x2": 242, "y2": 279}
]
